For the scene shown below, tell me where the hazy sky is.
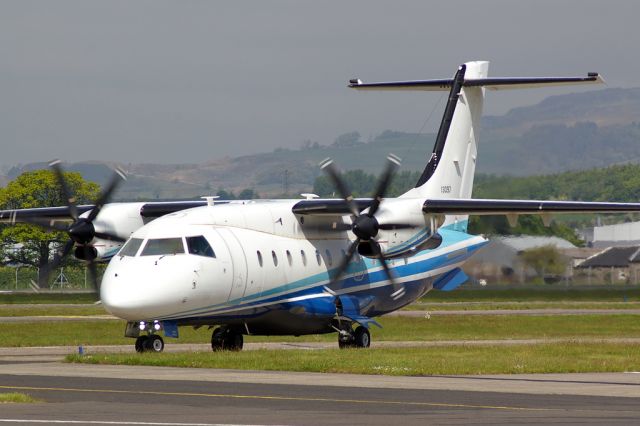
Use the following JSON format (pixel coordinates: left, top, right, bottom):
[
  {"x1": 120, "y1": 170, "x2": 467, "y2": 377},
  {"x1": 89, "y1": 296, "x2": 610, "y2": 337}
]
[{"x1": 1, "y1": 0, "x2": 637, "y2": 166}]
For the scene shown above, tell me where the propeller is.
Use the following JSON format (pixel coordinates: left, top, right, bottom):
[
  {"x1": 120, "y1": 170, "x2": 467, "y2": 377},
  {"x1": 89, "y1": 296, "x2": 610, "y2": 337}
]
[
  {"x1": 319, "y1": 154, "x2": 413, "y2": 299},
  {"x1": 23, "y1": 160, "x2": 127, "y2": 296}
]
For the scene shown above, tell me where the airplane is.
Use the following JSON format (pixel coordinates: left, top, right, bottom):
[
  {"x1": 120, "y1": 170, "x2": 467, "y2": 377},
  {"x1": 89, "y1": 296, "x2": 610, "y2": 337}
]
[{"x1": 3, "y1": 60, "x2": 639, "y2": 353}]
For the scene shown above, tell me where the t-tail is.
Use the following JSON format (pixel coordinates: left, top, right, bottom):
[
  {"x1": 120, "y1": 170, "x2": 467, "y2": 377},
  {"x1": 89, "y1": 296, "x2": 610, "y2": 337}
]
[{"x1": 349, "y1": 60, "x2": 604, "y2": 231}]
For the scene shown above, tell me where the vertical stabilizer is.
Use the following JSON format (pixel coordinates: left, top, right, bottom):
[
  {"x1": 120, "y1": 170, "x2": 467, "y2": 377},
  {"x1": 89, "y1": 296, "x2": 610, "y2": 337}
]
[
  {"x1": 348, "y1": 62, "x2": 604, "y2": 231},
  {"x1": 402, "y1": 61, "x2": 488, "y2": 202}
]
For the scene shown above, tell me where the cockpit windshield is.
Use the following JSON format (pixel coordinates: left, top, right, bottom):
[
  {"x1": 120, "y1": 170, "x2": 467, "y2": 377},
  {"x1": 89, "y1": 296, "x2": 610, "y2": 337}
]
[
  {"x1": 140, "y1": 238, "x2": 185, "y2": 256},
  {"x1": 186, "y1": 235, "x2": 215, "y2": 258},
  {"x1": 118, "y1": 238, "x2": 143, "y2": 257}
]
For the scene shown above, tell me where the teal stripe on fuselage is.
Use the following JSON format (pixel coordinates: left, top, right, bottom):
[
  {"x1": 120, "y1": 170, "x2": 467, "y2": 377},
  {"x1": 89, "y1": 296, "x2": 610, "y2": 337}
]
[{"x1": 161, "y1": 227, "x2": 484, "y2": 320}]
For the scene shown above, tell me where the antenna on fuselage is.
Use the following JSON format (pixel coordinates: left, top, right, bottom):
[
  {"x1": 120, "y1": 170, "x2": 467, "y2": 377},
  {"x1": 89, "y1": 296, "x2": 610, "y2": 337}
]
[{"x1": 201, "y1": 196, "x2": 220, "y2": 207}]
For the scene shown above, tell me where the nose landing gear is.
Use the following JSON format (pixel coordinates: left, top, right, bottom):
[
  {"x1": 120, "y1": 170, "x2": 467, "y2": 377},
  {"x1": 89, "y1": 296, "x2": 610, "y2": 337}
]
[
  {"x1": 338, "y1": 325, "x2": 370, "y2": 349},
  {"x1": 134, "y1": 334, "x2": 165, "y2": 353}
]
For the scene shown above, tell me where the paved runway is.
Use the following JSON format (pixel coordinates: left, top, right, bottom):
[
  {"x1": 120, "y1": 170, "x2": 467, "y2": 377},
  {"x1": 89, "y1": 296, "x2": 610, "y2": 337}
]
[{"x1": 1, "y1": 359, "x2": 640, "y2": 424}]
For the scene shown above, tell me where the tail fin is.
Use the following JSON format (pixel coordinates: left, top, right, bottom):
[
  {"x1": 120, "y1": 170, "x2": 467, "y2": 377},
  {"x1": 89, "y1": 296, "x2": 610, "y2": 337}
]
[
  {"x1": 408, "y1": 61, "x2": 488, "y2": 200},
  {"x1": 349, "y1": 61, "x2": 603, "y2": 200},
  {"x1": 349, "y1": 61, "x2": 603, "y2": 231},
  {"x1": 351, "y1": 61, "x2": 490, "y2": 202}
]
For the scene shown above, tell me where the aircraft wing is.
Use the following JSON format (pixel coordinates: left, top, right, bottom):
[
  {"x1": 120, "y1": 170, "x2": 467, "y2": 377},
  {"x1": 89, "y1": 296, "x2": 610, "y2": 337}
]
[
  {"x1": 0, "y1": 205, "x2": 94, "y2": 223},
  {"x1": 292, "y1": 198, "x2": 374, "y2": 216},
  {"x1": 0, "y1": 200, "x2": 217, "y2": 224},
  {"x1": 422, "y1": 199, "x2": 640, "y2": 214}
]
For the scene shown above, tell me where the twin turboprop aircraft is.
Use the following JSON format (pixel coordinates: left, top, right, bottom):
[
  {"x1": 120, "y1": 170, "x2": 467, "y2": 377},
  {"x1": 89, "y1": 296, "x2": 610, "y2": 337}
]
[{"x1": 3, "y1": 61, "x2": 639, "y2": 353}]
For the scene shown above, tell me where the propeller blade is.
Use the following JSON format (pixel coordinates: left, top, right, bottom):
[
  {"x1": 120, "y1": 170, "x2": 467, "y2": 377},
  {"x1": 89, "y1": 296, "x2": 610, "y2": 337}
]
[
  {"x1": 50, "y1": 239, "x2": 75, "y2": 271},
  {"x1": 49, "y1": 159, "x2": 78, "y2": 220},
  {"x1": 87, "y1": 168, "x2": 127, "y2": 222},
  {"x1": 375, "y1": 249, "x2": 406, "y2": 301},
  {"x1": 329, "y1": 238, "x2": 361, "y2": 285},
  {"x1": 368, "y1": 154, "x2": 401, "y2": 217},
  {"x1": 319, "y1": 158, "x2": 360, "y2": 217},
  {"x1": 86, "y1": 255, "x2": 100, "y2": 296},
  {"x1": 94, "y1": 231, "x2": 127, "y2": 243}
]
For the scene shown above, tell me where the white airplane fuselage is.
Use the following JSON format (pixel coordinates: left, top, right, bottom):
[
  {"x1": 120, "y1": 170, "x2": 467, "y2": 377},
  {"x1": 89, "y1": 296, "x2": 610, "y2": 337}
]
[{"x1": 100, "y1": 198, "x2": 486, "y2": 335}]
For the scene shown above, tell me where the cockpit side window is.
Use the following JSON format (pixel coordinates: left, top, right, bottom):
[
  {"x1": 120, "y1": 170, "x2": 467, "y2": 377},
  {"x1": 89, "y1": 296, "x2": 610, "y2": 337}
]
[
  {"x1": 140, "y1": 238, "x2": 185, "y2": 256},
  {"x1": 118, "y1": 238, "x2": 143, "y2": 257},
  {"x1": 186, "y1": 236, "x2": 216, "y2": 258}
]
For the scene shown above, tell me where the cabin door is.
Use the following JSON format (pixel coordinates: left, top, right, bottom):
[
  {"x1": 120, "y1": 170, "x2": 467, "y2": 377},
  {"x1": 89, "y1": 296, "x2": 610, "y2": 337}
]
[{"x1": 214, "y1": 228, "x2": 248, "y2": 302}]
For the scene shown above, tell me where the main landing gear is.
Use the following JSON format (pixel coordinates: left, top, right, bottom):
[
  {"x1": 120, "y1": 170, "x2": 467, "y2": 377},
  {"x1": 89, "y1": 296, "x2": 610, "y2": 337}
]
[
  {"x1": 211, "y1": 327, "x2": 244, "y2": 351},
  {"x1": 338, "y1": 325, "x2": 370, "y2": 349},
  {"x1": 135, "y1": 334, "x2": 165, "y2": 353}
]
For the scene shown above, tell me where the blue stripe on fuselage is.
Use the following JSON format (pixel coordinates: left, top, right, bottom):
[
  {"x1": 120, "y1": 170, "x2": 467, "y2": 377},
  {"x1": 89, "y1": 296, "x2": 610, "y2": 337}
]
[{"x1": 159, "y1": 228, "x2": 486, "y2": 321}]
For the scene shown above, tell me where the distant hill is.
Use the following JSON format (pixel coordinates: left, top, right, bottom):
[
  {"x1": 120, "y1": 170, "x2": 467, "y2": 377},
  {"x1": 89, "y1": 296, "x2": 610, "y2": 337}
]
[
  {"x1": 4, "y1": 87, "x2": 640, "y2": 198},
  {"x1": 479, "y1": 88, "x2": 640, "y2": 175}
]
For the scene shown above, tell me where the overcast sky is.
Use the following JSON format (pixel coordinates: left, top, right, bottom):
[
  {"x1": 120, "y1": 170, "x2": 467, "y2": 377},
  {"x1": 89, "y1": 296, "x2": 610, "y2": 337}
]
[{"x1": 1, "y1": 0, "x2": 637, "y2": 166}]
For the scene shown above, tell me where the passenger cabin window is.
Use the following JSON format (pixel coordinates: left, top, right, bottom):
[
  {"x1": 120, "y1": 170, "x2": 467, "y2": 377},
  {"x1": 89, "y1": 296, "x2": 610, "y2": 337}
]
[
  {"x1": 186, "y1": 236, "x2": 215, "y2": 258},
  {"x1": 141, "y1": 238, "x2": 185, "y2": 256},
  {"x1": 119, "y1": 238, "x2": 143, "y2": 257},
  {"x1": 257, "y1": 251, "x2": 263, "y2": 267},
  {"x1": 301, "y1": 250, "x2": 307, "y2": 266},
  {"x1": 272, "y1": 250, "x2": 278, "y2": 267},
  {"x1": 286, "y1": 250, "x2": 293, "y2": 266},
  {"x1": 325, "y1": 249, "x2": 333, "y2": 266},
  {"x1": 315, "y1": 250, "x2": 322, "y2": 266}
]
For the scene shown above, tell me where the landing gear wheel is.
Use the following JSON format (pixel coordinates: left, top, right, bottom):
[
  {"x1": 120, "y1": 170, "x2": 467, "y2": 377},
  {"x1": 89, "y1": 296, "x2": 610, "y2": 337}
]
[
  {"x1": 211, "y1": 328, "x2": 225, "y2": 351},
  {"x1": 353, "y1": 326, "x2": 370, "y2": 348},
  {"x1": 211, "y1": 328, "x2": 244, "y2": 351},
  {"x1": 135, "y1": 335, "x2": 148, "y2": 353},
  {"x1": 144, "y1": 335, "x2": 165, "y2": 353},
  {"x1": 225, "y1": 332, "x2": 243, "y2": 351}
]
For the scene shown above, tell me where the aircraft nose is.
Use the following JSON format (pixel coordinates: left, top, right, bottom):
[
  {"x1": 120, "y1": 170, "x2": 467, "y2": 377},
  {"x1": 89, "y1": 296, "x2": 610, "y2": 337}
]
[{"x1": 100, "y1": 259, "x2": 162, "y2": 320}]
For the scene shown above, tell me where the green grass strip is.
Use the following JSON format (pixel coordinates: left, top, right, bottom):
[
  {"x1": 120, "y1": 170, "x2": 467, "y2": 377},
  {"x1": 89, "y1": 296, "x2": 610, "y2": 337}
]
[
  {"x1": 66, "y1": 342, "x2": 640, "y2": 376},
  {"x1": 0, "y1": 305, "x2": 106, "y2": 317},
  {"x1": 5, "y1": 314, "x2": 640, "y2": 347},
  {"x1": 0, "y1": 293, "x2": 97, "y2": 304},
  {"x1": 0, "y1": 392, "x2": 41, "y2": 404},
  {"x1": 424, "y1": 287, "x2": 640, "y2": 302}
]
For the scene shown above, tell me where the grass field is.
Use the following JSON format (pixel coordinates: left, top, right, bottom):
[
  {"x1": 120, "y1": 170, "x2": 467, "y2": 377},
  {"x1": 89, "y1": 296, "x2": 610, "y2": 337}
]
[
  {"x1": 0, "y1": 392, "x2": 40, "y2": 404},
  {"x1": 0, "y1": 293, "x2": 97, "y2": 304},
  {"x1": 0, "y1": 305, "x2": 107, "y2": 317},
  {"x1": 4, "y1": 314, "x2": 640, "y2": 347},
  {"x1": 423, "y1": 287, "x2": 640, "y2": 302},
  {"x1": 66, "y1": 342, "x2": 640, "y2": 375}
]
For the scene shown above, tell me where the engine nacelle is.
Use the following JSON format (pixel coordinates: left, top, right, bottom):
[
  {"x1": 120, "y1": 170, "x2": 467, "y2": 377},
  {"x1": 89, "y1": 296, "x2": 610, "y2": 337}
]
[{"x1": 74, "y1": 246, "x2": 97, "y2": 261}]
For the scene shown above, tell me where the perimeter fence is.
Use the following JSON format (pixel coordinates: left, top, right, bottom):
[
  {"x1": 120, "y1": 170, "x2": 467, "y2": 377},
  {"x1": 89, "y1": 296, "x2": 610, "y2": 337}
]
[{"x1": 0, "y1": 265, "x2": 106, "y2": 291}]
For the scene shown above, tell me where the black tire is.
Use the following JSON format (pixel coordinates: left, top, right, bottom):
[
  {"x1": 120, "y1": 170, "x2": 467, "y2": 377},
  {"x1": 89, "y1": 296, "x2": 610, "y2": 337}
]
[
  {"x1": 211, "y1": 328, "x2": 225, "y2": 352},
  {"x1": 135, "y1": 335, "x2": 148, "y2": 353},
  {"x1": 224, "y1": 332, "x2": 243, "y2": 351},
  {"x1": 353, "y1": 326, "x2": 371, "y2": 348},
  {"x1": 145, "y1": 335, "x2": 165, "y2": 353}
]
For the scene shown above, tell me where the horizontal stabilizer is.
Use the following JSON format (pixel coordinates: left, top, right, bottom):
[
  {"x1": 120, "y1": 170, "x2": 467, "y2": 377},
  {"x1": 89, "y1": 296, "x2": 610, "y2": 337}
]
[
  {"x1": 349, "y1": 73, "x2": 603, "y2": 92},
  {"x1": 423, "y1": 198, "x2": 640, "y2": 215}
]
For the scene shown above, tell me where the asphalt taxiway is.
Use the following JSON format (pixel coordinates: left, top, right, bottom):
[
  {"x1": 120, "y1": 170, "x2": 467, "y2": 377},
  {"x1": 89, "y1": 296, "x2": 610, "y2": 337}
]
[{"x1": 1, "y1": 359, "x2": 640, "y2": 424}]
